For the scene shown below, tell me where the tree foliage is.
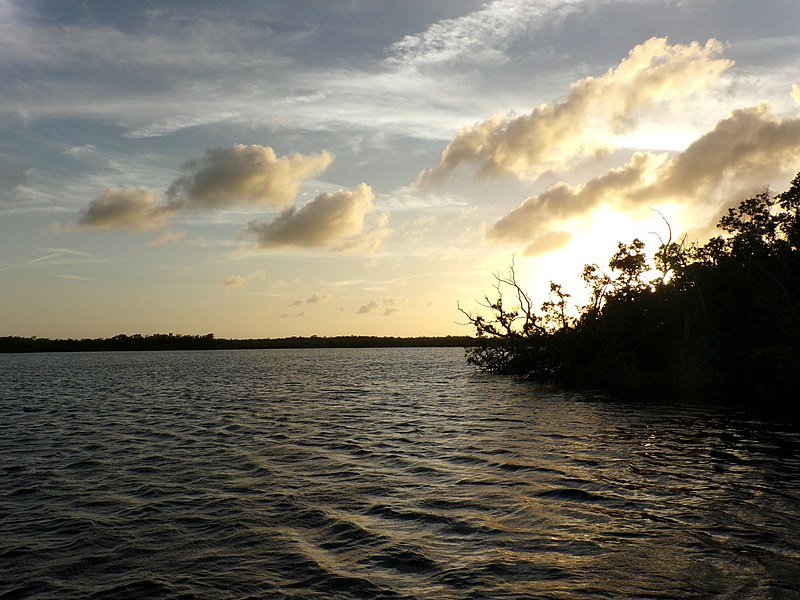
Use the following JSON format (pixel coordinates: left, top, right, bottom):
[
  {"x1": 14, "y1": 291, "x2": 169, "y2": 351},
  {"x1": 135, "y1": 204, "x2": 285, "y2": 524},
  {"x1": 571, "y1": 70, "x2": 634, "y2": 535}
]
[{"x1": 462, "y1": 172, "x2": 800, "y2": 411}]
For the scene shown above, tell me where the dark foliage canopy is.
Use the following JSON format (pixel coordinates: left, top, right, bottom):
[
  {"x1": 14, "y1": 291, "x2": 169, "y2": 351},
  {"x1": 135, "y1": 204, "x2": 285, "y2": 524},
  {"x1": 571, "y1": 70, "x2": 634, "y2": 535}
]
[{"x1": 462, "y1": 172, "x2": 800, "y2": 411}]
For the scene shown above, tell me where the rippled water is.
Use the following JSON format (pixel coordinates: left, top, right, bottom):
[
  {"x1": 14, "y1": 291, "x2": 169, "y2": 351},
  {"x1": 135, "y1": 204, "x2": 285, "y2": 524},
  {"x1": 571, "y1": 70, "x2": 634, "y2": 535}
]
[{"x1": 2, "y1": 348, "x2": 799, "y2": 599}]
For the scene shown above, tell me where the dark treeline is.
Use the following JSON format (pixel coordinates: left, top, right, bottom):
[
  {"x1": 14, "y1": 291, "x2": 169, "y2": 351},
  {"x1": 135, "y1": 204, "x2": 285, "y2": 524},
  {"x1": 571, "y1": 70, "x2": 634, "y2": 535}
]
[
  {"x1": 0, "y1": 333, "x2": 475, "y2": 353},
  {"x1": 463, "y1": 172, "x2": 800, "y2": 413}
]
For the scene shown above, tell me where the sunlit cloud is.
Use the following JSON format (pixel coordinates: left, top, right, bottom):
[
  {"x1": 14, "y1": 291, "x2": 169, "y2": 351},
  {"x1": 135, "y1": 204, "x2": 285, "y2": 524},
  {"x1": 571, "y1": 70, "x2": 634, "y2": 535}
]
[
  {"x1": 489, "y1": 152, "x2": 664, "y2": 243},
  {"x1": 488, "y1": 101, "x2": 800, "y2": 249},
  {"x1": 243, "y1": 183, "x2": 388, "y2": 251},
  {"x1": 522, "y1": 231, "x2": 572, "y2": 256},
  {"x1": 167, "y1": 145, "x2": 334, "y2": 211},
  {"x1": 418, "y1": 37, "x2": 733, "y2": 185},
  {"x1": 647, "y1": 104, "x2": 800, "y2": 203},
  {"x1": 78, "y1": 187, "x2": 176, "y2": 231},
  {"x1": 75, "y1": 145, "x2": 337, "y2": 237}
]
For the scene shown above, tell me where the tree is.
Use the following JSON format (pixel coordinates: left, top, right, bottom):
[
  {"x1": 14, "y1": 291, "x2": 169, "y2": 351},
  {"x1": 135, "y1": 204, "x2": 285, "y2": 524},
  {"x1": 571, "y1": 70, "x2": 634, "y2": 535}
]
[{"x1": 463, "y1": 171, "x2": 800, "y2": 411}]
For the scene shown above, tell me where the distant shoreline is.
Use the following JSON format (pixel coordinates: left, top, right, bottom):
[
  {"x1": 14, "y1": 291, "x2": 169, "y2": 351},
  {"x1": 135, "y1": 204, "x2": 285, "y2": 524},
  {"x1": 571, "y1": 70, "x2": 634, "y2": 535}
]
[{"x1": 0, "y1": 334, "x2": 477, "y2": 354}]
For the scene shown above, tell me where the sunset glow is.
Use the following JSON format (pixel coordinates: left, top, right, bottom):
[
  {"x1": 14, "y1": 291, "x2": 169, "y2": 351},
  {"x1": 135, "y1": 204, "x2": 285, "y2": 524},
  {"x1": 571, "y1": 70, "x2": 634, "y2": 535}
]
[{"x1": 2, "y1": 1, "x2": 799, "y2": 339}]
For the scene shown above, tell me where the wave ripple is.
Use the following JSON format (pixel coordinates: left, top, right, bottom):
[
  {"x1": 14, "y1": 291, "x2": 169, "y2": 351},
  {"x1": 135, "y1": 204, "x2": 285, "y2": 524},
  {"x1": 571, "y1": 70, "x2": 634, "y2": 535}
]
[{"x1": 2, "y1": 348, "x2": 799, "y2": 598}]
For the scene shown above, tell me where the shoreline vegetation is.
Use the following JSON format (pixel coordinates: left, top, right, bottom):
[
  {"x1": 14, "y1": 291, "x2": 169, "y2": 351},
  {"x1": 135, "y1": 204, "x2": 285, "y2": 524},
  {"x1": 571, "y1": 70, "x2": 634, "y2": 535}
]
[
  {"x1": 462, "y1": 172, "x2": 800, "y2": 413},
  {"x1": 0, "y1": 334, "x2": 476, "y2": 353}
]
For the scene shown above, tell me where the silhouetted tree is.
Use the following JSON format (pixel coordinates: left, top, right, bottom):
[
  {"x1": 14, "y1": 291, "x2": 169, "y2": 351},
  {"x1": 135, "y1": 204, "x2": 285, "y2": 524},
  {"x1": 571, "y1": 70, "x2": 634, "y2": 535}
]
[{"x1": 463, "y1": 172, "x2": 800, "y2": 412}]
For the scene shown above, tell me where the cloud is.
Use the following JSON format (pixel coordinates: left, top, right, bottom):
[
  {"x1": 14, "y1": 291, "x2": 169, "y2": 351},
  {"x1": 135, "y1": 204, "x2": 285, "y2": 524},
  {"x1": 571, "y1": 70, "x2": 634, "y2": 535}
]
[
  {"x1": 222, "y1": 269, "x2": 266, "y2": 289},
  {"x1": 387, "y1": 0, "x2": 575, "y2": 69},
  {"x1": 305, "y1": 293, "x2": 331, "y2": 304},
  {"x1": 522, "y1": 231, "x2": 572, "y2": 256},
  {"x1": 648, "y1": 104, "x2": 800, "y2": 202},
  {"x1": 75, "y1": 145, "x2": 335, "y2": 234},
  {"x1": 418, "y1": 37, "x2": 733, "y2": 185},
  {"x1": 0, "y1": 168, "x2": 31, "y2": 189},
  {"x1": 488, "y1": 152, "x2": 661, "y2": 242},
  {"x1": 64, "y1": 144, "x2": 99, "y2": 158},
  {"x1": 387, "y1": 0, "x2": 550, "y2": 68},
  {"x1": 488, "y1": 102, "x2": 800, "y2": 246},
  {"x1": 146, "y1": 230, "x2": 187, "y2": 246},
  {"x1": 358, "y1": 300, "x2": 380, "y2": 314},
  {"x1": 0, "y1": 247, "x2": 102, "y2": 272},
  {"x1": 289, "y1": 292, "x2": 332, "y2": 306},
  {"x1": 167, "y1": 144, "x2": 334, "y2": 210},
  {"x1": 243, "y1": 183, "x2": 388, "y2": 251},
  {"x1": 78, "y1": 187, "x2": 176, "y2": 231},
  {"x1": 793, "y1": 83, "x2": 800, "y2": 104},
  {"x1": 357, "y1": 296, "x2": 406, "y2": 316}
]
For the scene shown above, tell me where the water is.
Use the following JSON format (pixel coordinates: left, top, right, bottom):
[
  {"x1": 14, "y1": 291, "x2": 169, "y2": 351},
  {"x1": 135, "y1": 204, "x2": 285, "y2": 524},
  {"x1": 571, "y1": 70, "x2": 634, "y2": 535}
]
[{"x1": 2, "y1": 347, "x2": 799, "y2": 599}]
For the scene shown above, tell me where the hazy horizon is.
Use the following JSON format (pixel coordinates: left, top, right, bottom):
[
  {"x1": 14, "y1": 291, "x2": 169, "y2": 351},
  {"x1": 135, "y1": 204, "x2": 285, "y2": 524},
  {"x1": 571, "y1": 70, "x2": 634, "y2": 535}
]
[{"x1": 2, "y1": 0, "x2": 799, "y2": 339}]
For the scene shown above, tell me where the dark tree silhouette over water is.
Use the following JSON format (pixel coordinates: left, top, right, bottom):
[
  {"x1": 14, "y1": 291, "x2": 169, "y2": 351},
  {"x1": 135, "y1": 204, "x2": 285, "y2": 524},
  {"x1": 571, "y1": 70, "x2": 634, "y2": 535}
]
[
  {"x1": 0, "y1": 334, "x2": 474, "y2": 353},
  {"x1": 462, "y1": 172, "x2": 800, "y2": 412}
]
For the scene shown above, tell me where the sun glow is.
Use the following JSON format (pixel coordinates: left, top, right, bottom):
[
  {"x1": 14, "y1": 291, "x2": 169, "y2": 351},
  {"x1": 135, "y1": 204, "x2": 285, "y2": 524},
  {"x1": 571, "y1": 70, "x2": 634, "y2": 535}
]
[
  {"x1": 513, "y1": 203, "x2": 691, "y2": 312},
  {"x1": 611, "y1": 128, "x2": 697, "y2": 152}
]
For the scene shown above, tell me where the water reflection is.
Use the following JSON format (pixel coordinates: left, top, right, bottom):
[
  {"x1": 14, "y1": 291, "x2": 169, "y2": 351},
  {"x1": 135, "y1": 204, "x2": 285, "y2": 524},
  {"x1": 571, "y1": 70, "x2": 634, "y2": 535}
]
[{"x1": 1, "y1": 348, "x2": 798, "y2": 598}]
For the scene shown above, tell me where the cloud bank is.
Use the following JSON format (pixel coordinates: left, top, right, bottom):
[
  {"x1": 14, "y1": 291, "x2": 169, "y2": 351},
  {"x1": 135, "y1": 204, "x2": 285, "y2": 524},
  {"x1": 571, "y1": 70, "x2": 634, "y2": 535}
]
[
  {"x1": 418, "y1": 37, "x2": 733, "y2": 185},
  {"x1": 74, "y1": 145, "x2": 390, "y2": 252},
  {"x1": 488, "y1": 103, "x2": 800, "y2": 252}
]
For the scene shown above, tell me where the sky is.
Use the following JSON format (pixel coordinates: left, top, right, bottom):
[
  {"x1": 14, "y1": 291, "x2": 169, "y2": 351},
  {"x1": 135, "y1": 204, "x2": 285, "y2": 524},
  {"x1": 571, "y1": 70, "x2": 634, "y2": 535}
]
[{"x1": 1, "y1": 0, "x2": 799, "y2": 339}]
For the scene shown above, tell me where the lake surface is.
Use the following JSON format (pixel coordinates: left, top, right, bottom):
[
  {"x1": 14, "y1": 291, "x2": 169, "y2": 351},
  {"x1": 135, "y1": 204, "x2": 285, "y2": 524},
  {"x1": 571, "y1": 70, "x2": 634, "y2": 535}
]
[{"x1": 2, "y1": 347, "x2": 799, "y2": 599}]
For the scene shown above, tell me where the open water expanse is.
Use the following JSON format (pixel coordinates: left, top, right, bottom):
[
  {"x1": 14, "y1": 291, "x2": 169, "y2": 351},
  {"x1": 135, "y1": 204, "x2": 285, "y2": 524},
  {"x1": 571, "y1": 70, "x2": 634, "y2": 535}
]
[{"x1": 2, "y1": 347, "x2": 800, "y2": 599}]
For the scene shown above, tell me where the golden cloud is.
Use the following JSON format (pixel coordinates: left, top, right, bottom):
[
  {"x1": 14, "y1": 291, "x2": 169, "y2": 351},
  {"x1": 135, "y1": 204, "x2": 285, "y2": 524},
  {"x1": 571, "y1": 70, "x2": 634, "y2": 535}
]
[
  {"x1": 418, "y1": 37, "x2": 733, "y2": 186},
  {"x1": 488, "y1": 153, "x2": 661, "y2": 242},
  {"x1": 488, "y1": 104, "x2": 800, "y2": 248},
  {"x1": 243, "y1": 183, "x2": 388, "y2": 251},
  {"x1": 649, "y1": 104, "x2": 800, "y2": 202}
]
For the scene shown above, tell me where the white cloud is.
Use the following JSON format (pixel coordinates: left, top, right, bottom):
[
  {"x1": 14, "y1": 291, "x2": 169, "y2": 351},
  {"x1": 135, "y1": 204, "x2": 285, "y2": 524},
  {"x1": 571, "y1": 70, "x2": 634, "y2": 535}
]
[{"x1": 387, "y1": 0, "x2": 585, "y2": 69}]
